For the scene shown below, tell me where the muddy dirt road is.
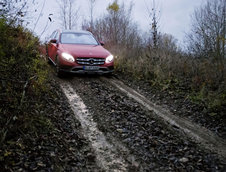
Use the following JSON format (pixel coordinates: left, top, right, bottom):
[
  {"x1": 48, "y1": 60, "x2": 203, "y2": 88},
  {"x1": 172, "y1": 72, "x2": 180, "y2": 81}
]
[{"x1": 57, "y1": 75, "x2": 226, "y2": 171}]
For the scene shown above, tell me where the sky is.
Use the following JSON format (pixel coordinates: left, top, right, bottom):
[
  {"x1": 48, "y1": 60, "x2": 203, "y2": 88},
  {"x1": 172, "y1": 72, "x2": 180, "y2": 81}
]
[{"x1": 29, "y1": 0, "x2": 205, "y2": 45}]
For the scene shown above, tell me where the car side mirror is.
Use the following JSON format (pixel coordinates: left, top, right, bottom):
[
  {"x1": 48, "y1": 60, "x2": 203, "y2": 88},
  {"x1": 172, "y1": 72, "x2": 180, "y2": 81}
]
[
  {"x1": 50, "y1": 39, "x2": 57, "y2": 43},
  {"x1": 99, "y1": 41, "x2": 105, "y2": 46}
]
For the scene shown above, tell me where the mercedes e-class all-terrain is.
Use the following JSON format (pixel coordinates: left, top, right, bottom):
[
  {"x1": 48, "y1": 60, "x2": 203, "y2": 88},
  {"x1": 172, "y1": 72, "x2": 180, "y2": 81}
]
[{"x1": 46, "y1": 30, "x2": 114, "y2": 77}]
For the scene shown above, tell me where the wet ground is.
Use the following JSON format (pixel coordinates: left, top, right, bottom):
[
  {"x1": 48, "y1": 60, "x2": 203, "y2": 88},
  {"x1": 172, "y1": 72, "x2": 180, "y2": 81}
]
[
  {"x1": 58, "y1": 75, "x2": 226, "y2": 171},
  {"x1": 0, "y1": 79, "x2": 99, "y2": 171},
  {"x1": 116, "y1": 74, "x2": 226, "y2": 139}
]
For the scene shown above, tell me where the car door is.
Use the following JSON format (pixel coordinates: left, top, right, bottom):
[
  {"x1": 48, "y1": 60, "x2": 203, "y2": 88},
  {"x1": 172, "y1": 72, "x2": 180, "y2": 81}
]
[{"x1": 47, "y1": 31, "x2": 59, "y2": 63}]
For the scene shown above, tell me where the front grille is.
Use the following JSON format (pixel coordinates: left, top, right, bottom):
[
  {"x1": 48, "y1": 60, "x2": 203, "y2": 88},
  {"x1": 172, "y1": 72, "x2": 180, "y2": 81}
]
[{"x1": 76, "y1": 57, "x2": 105, "y2": 66}]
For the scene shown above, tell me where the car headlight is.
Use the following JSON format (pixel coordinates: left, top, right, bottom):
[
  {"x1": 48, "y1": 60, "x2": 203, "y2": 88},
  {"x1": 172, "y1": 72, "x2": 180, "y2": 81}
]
[
  {"x1": 61, "y1": 52, "x2": 75, "y2": 62},
  {"x1": 105, "y1": 54, "x2": 114, "y2": 63}
]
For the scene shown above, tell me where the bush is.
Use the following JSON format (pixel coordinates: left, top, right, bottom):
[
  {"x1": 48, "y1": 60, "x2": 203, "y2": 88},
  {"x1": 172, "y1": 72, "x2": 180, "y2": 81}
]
[
  {"x1": 0, "y1": 17, "x2": 49, "y2": 146},
  {"x1": 114, "y1": 39, "x2": 226, "y2": 112}
]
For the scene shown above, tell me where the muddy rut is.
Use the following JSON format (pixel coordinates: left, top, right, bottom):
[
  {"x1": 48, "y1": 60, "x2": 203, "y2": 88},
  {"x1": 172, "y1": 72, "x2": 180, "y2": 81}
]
[
  {"x1": 61, "y1": 82, "x2": 132, "y2": 171},
  {"x1": 58, "y1": 75, "x2": 226, "y2": 171}
]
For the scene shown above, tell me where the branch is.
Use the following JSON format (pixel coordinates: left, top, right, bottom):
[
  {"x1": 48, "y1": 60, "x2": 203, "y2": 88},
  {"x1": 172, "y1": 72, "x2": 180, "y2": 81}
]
[
  {"x1": 33, "y1": 0, "x2": 46, "y2": 32},
  {"x1": 19, "y1": 76, "x2": 37, "y2": 108}
]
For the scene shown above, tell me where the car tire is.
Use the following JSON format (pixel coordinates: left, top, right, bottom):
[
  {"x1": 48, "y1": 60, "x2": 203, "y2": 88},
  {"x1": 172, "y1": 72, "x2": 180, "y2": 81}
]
[
  {"x1": 47, "y1": 57, "x2": 52, "y2": 64},
  {"x1": 56, "y1": 57, "x2": 64, "y2": 78}
]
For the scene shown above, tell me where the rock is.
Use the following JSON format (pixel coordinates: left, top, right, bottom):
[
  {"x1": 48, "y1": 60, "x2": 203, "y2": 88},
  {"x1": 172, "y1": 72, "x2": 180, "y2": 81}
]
[
  {"x1": 179, "y1": 157, "x2": 189, "y2": 163},
  {"x1": 37, "y1": 162, "x2": 46, "y2": 167},
  {"x1": 116, "y1": 129, "x2": 123, "y2": 133}
]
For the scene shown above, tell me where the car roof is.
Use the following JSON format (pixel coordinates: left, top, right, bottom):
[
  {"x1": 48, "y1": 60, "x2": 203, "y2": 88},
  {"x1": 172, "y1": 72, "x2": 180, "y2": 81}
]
[{"x1": 61, "y1": 30, "x2": 92, "y2": 35}]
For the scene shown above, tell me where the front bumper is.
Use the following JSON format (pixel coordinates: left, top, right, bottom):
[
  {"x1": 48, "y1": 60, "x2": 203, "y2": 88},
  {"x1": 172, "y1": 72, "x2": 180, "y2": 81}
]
[{"x1": 60, "y1": 66, "x2": 114, "y2": 74}]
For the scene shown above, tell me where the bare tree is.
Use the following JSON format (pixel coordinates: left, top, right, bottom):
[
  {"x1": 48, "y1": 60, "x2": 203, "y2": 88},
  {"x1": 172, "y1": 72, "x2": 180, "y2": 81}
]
[
  {"x1": 103, "y1": 0, "x2": 137, "y2": 47},
  {"x1": 33, "y1": 0, "x2": 46, "y2": 32},
  {"x1": 145, "y1": 0, "x2": 161, "y2": 49},
  {"x1": 88, "y1": 0, "x2": 96, "y2": 31},
  {"x1": 150, "y1": 0, "x2": 158, "y2": 48},
  {"x1": 158, "y1": 33, "x2": 178, "y2": 53},
  {"x1": 0, "y1": 0, "x2": 31, "y2": 23},
  {"x1": 57, "y1": 0, "x2": 79, "y2": 30},
  {"x1": 186, "y1": 0, "x2": 226, "y2": 86},
  {"x1": 89, "y1": 0, "x2": 143, "y2": 60},
  {"x1": 107, "y1": 0, "x2": 120, "y2": 45},
  {"x1": 186, "y1": 0, "x2": 226, "y2": 60}
]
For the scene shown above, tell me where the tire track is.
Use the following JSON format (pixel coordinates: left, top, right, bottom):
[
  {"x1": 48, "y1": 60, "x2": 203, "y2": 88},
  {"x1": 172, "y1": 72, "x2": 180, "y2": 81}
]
[
  {"x1": 103, "y1": 77, "x2": 226, "y2": 160},
  {"x1": 60, "y1": 81, "x2": 131, "y2": 172}
]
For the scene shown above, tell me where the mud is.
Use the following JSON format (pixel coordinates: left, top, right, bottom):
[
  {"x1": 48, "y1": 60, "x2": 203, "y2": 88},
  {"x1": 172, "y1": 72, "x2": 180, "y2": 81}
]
[
  {"x1": 60, "y1": 81, "x2": 139, "y2": 171},
  {"x1": 104, "y1": 77, "x2": 226, "y2": 160},
  {"x1": 59, "y1": 75, "x2": 226, "y2": 171},
  {"x1": 115, "y1": 74, "x2": 226, "y2": 139}
]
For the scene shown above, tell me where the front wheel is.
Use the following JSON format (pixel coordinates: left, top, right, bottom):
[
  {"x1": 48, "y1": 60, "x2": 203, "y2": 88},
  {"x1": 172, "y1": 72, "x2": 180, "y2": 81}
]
[
  {"x1": 47, "y1": 56, "x2": 52, "y2": 64},
  {"x1": 56, "y1": 57, "x2": 64, "y2": 78}
]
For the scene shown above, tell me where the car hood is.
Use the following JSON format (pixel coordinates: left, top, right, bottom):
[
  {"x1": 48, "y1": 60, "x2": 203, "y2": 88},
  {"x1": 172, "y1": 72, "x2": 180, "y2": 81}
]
[{"x1": 59, "y1": 44, "x2": 110, "y2": 58}]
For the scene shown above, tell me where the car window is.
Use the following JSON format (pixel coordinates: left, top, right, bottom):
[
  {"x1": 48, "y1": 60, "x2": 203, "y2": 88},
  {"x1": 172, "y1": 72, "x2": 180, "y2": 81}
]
[{"x1": 60, "y1": 33, "x2": 99, "y2": 45}]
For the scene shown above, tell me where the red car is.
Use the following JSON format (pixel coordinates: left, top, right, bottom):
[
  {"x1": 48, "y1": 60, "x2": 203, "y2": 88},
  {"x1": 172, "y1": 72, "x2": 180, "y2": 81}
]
[{"x1": 46, "y1": 30, "x2": 114, "y2": 77}]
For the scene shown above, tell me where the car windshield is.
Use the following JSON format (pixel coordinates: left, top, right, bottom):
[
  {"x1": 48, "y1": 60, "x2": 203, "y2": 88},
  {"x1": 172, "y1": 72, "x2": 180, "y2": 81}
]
[{"x1": 60, "y1": 33, "x2": 99, "y2": 45}]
